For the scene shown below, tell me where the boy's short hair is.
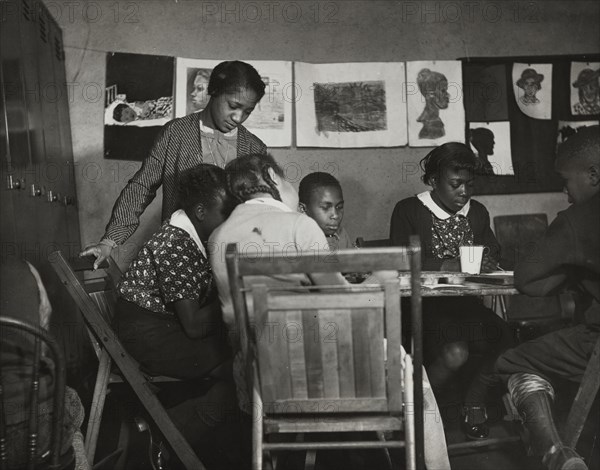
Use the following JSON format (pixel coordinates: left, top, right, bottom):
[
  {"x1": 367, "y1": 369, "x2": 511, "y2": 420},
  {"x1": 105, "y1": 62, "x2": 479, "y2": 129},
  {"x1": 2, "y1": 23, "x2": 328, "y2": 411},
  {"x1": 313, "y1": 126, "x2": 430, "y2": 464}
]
[
  {"x1": 556, "y1": 125, "x2": 600, "y2": 168},
  {"x1": 177, "y1": 164, "x2": 231, "y2": 214},
  {"x1": 298, "y1": 172, "x2": 342, "y2": 204},
  {"x1": 225, "y1": 153, "x2": 283, "y2": 202}
]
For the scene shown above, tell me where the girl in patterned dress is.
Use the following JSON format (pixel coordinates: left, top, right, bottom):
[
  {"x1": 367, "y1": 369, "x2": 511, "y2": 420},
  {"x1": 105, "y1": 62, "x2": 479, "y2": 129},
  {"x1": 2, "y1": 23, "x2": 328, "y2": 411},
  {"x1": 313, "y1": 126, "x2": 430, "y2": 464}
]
[
  {"x1": 390, "y1": 142, "x2": 514, "y2": 440},
  {"x1": 114, "y1": 164, "x2": 239, "y2": 456}
]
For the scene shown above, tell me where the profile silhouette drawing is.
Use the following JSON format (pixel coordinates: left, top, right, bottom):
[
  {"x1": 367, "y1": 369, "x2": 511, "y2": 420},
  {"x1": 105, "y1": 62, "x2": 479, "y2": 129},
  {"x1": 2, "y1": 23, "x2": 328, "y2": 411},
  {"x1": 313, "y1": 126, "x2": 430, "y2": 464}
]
[
  {"x1": 416, "y1": 68, "x2": 450, "y2": 139},
  {"x1": 470, "y1": 127, "x2": 496, "y2": 175}
]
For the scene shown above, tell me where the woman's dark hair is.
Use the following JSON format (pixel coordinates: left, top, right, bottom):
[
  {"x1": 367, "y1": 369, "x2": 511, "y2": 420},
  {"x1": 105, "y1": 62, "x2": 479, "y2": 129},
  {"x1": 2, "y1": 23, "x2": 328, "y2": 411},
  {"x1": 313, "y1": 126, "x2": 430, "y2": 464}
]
[
  {"x1": 113, "y1": 103, "x2": 130, "y2": 122},
  {"x1": 298, "y1": 172, "x2": 342, "y2": 204},
  {"x1": 225, "y1": 153, "x2": 283, "y2": 203},
  {"x1": 177, "y1": 164, "x2": 232, "y2": 215},
  {"x1": 420, "y1": 142, "x2": 480, "y2": 185},
  {"x1": 208, "y1": 61, "x2": 266, "y2": 101}
]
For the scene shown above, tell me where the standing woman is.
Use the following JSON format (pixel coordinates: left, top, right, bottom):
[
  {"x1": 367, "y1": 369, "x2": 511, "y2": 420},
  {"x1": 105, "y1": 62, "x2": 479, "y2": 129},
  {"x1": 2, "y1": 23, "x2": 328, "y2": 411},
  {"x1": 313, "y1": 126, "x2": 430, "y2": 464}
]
[
  {"x1": 81, "y1": 61, "x2": 267, "y2": 267},
  {"x1": 390, "y1": 142, "x2": 514, "y2": 440}
]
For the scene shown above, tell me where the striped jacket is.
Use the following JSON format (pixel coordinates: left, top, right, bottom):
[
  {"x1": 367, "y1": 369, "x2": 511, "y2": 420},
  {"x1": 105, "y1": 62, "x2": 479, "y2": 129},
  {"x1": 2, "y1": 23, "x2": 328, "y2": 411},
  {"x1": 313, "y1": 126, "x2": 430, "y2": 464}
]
[{"x1": 103, "y1": 112, "x2": 267, "y2": 245}]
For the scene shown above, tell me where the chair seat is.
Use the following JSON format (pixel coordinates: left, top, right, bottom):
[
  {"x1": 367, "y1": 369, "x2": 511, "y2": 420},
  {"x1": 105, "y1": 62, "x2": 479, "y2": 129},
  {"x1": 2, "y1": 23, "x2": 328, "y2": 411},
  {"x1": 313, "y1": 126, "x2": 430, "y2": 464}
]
[{"x1": 264, "y1": 414, "x2": 404, "y2": 434}]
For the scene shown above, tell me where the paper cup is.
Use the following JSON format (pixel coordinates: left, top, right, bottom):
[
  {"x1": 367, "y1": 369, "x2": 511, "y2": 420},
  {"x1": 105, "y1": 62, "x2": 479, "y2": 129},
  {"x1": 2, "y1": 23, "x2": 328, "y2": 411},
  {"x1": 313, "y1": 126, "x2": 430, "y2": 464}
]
[{"x1": 459, "y1": 245, "x2": 485, "y2": 274}]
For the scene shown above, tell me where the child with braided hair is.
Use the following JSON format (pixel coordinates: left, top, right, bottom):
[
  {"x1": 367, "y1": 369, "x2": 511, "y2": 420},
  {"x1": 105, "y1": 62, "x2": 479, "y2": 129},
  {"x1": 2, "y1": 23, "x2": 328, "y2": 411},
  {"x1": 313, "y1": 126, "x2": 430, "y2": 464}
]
[{"x1": 209, "y1": 153, "x2": 346, "y2": 328}]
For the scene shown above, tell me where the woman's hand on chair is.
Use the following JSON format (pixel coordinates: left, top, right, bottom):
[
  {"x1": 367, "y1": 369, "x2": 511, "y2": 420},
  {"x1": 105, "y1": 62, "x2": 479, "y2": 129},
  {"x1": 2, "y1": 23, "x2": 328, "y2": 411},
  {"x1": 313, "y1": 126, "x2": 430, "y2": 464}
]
[{"x1": 79, "y1": 240, "x2": 114, "y2": 270}]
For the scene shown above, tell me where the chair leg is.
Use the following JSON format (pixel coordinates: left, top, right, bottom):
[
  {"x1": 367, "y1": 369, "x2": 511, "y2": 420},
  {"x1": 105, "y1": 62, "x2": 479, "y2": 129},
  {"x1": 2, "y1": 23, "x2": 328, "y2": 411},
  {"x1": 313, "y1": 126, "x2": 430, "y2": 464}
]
[
  {"x1": 253, "y1": 366, "x2": 263, "y2": 470},
  {"x1": 304, "y1": 450, "x2": 317, "y2": 470},
  {"x1": 376, "y1": 431, "x2": 394, "y2": 470},
  {"x1": 85, "y1": 350, "x2": 112, "y2": 464},
  {"x1": 404, "y1": 354, "x2": 416, "y2": 470},
  {"x1": 499, "y1": 295, "x2": 508, "y2": 321},
  {"x1": 565, "y1": 337, "x2": 600, "y2": 448}
]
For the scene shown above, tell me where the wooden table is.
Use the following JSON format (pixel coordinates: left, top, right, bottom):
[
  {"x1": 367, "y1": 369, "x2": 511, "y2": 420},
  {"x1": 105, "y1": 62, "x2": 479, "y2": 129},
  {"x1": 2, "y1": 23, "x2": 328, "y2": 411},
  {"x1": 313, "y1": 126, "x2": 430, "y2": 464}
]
[{"x1": 398, "y1": 271, "x2": 518, "y2": 297}]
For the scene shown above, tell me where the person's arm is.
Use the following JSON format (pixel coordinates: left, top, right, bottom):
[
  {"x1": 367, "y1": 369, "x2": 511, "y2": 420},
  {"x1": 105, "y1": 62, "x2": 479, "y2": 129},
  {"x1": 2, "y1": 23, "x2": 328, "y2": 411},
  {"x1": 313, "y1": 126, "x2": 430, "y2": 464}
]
[
  {"x1": 473, "y1": 203, "x2": 501, "y2": 272},
  {"x1": 295, "y1": 215, "x2": 349, "y2": 287},
  {"x1": 157, "y1": 236, "x2": 221, "y2": 337},
  {"x1": 390, "y1": 199, "x2": 443, "y2": 271},
  {"x1": 169, "y1": 298, "x2": 222, "y2": 339},
  {"x1": 80, "y1": 121, "x2": 173, "y2": 267},
  {"x1": 390, "y1": 200, "x2": 413, "y2": 247},
  {"x1": 515, "y1": 213, "x2": 573, "y2": 296}
]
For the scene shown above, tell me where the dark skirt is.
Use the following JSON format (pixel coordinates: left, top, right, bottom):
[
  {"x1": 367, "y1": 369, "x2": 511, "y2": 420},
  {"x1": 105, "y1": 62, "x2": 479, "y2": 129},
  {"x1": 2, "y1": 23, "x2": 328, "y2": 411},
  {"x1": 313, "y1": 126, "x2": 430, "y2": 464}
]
[
  {"x1": 114, "y1": 298, "x2": 232, "y2": 380},
  {"x1": 403, "y1": 296, "x2": 515, "y2": 404}
]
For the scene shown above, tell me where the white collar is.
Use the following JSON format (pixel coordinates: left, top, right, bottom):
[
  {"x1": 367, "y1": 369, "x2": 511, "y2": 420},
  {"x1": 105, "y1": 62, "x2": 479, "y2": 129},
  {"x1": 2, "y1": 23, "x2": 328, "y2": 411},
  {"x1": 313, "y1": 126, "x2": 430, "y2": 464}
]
[
  {"x1": 169, "y1": 209, "x2": 206, "y2": 257},
  {"x1": 245, "y1": 198, "x2": 294, "y2": 212},
  {"x1": 199, "y1": 116, "x2": 238, "y2": 138},
  {"x1": 417, "y1": 191, "x2": 470, "y2": 220}
]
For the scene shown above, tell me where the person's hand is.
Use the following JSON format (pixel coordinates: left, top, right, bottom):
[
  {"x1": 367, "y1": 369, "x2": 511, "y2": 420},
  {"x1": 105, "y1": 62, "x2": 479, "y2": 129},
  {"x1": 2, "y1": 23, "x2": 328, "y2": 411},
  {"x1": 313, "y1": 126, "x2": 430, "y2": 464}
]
[
  {"x1": 440, "y1": 258, "x2": 460, "y2": 272},
  {"x1": 362, "y1": 270, "x2": 399, "y2": 285},
  {"x1": 481, "y1": 255, "x2": 498, "y2": 273},
  {"x1": 79, "y1": 240, "x2": 115, "y2": 270}
]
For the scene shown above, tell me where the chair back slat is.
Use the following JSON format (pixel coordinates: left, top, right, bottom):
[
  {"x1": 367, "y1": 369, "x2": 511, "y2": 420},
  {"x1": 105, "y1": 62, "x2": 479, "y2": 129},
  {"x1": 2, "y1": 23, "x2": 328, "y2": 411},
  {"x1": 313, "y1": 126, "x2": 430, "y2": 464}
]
[
  {"x1": 231, "y1": 246, "x2": 410, "y2": 277},
  {"x1": 301, "y1": 309, "x2": 324, "y2": 399},
  {"x1": 331, "y1": 310, "x2": 352, "y2": 398}
]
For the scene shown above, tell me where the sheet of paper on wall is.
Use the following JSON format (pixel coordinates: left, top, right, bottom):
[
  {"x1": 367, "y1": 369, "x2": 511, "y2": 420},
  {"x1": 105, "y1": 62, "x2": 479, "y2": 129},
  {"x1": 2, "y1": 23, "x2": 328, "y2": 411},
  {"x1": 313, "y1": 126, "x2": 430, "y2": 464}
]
[
  {"x1": 174, "y1": 58, "x2": 220, "y2": 118},
  {"x1": 104, "y1": 52, "x2": 175, "y2": 161},
  {"x1": 512, "y1": 63, "x2": 552, "y2": 120},
  {"x1": 175, "y1": 58, "x2": 292, "y2": 147},
  {"x1": 468, "y1": 121, "x2": 514, "y2": 176},
  {"x1": 295, "y1": 62, "x2": 407, "y2": 148},
  {"x1": 406, "y1": 60, "x2": 465, "y2": 147},
  {"x1": 570, "y1": 62, "x2": 600, "y2": 117},
  {"x1": 241, "y1": 60, "x2": 292, "y2": 147}
]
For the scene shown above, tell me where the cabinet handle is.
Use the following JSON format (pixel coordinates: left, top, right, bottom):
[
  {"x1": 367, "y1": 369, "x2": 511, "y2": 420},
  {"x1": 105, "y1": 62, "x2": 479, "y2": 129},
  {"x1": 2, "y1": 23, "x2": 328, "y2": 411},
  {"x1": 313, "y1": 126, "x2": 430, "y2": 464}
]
[
  {"x1": 30, "y1": 184, "x2": 42, "y2": 197},
  {"x1": 47, "y1": 190, "x2": 59, "y2": 202},
  {"x1": 7, "y1": 176, "x2": 26, "y2": 190}
]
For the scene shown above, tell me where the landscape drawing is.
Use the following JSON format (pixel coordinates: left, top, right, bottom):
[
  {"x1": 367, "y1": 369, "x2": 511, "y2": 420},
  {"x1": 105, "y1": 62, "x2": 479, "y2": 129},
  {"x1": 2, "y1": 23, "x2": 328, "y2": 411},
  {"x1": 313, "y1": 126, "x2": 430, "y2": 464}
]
[{"x1": 313, "y1": 80, "x2": 387, "y2": 133}]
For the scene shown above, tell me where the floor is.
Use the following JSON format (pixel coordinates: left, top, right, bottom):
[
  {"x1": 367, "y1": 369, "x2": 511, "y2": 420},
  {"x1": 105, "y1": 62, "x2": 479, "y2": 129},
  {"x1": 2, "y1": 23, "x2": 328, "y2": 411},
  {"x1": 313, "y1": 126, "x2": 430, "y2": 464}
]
[{"x1": 85, "y1": 377, "x2": 598, "y2": 470}]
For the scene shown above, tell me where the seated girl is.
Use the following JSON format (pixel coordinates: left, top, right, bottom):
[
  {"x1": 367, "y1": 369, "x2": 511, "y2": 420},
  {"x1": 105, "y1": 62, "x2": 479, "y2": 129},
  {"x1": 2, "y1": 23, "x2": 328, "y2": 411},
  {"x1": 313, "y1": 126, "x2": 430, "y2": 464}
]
[
  {"x1": 298, "y1": 171, "x2": 355, "y2": 251},
  {"x1": 114, "y1": 164, "x2": 237, "y2": 454},
  {"x1": 209, "y1": 153, "x2": 451, "y2": 470},
  {"x1": 389, "y1": 142, "x2": 514, "y2": 440}
]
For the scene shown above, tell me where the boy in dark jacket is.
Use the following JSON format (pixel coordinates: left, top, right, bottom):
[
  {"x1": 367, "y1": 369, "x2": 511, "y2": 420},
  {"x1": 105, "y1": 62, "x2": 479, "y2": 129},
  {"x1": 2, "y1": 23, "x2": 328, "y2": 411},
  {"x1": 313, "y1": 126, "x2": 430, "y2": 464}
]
[{"x1": 496, "y1": 126, "x2": 600, "y2": 470}]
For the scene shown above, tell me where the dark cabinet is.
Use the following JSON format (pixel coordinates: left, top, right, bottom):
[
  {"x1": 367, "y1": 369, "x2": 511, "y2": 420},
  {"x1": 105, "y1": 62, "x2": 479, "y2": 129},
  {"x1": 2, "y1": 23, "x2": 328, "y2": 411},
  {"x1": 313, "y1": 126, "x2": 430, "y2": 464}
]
[{"x1": 1, "y1": 0, "x2": 91, "y2": 379}]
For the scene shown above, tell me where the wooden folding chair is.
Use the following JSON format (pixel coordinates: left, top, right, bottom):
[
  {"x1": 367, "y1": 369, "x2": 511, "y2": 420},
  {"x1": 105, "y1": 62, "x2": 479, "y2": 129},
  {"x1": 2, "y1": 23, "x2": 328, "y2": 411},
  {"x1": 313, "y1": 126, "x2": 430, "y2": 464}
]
[
  {"x1": 49, "y1": 251, "x2": 205, "y2": 470},
  {"x1": 226, "y1": 239, "x2": 425, "y2": 470}
]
